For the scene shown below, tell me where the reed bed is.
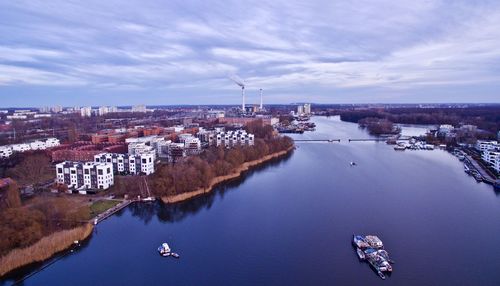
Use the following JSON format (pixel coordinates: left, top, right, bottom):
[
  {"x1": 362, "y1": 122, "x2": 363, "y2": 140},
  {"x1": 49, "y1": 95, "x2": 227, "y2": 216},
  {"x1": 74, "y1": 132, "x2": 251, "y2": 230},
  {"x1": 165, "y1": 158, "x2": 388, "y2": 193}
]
[{"x1": 0, "y1": 224, "x2": 93, "y2": 277}]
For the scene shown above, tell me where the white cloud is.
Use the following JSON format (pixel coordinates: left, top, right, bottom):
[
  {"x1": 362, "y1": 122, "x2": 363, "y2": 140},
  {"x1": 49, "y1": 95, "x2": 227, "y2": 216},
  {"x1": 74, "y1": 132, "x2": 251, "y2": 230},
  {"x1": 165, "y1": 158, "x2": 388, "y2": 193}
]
[{"x1": 0, "y1": 0, "x2": 500, "y2": 103}]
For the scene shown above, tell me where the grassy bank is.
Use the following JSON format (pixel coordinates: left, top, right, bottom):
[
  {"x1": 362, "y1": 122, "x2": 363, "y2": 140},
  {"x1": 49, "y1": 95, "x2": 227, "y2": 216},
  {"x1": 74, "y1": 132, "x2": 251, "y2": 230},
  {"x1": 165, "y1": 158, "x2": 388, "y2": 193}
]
[
  {"x1": 162, "y1": 146, "x2": 294, "y2": 204},
  {"x1": 89, "y1": 200, "x2": 121, "y2": 218},
  {"x1": 0, "y1": 223, "x2": 93, "y2": 277}
]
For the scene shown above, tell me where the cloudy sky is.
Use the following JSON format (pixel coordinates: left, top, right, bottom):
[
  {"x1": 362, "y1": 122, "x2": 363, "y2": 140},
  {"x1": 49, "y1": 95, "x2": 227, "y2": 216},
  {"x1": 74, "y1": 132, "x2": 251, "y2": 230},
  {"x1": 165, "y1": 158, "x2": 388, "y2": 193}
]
[{"x1": 1, "y1": 0, "x2": 500, "y2": 107}]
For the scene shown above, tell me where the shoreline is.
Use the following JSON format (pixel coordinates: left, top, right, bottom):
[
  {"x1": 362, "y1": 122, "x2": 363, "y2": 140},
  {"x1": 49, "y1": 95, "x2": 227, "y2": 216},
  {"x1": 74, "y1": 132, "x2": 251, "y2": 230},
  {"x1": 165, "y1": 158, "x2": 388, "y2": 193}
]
[
  {"x1": 161, "y1": 146, "x2": 294, "y2": 204},
  {"x1": 0, "y1": 146, "x2": 294, "y2": 278},
  {"x1": 0, "y1": 223, "x2": 93, "y2": 278}
]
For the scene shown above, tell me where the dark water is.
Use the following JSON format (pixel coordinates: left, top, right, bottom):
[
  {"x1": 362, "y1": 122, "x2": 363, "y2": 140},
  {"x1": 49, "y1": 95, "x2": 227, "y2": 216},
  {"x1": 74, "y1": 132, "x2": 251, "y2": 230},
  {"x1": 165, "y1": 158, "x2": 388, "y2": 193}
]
[{"x1": 3, "y1": 116, "x2": 500, "y2": 286}]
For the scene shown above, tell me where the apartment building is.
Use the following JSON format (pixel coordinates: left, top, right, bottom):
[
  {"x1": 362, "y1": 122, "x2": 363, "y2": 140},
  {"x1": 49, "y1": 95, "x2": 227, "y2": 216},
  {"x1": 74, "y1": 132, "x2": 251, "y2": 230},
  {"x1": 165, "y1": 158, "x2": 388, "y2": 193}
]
[
  {"x1": 56, "y1": 161, "x2": 114, "y2": 191},
  {"x1": 94, "y1": 153, "x2": 155, "y2": 175},
  {"x1": 211, "y1": 130, "x2": 254, "y2": 147}
]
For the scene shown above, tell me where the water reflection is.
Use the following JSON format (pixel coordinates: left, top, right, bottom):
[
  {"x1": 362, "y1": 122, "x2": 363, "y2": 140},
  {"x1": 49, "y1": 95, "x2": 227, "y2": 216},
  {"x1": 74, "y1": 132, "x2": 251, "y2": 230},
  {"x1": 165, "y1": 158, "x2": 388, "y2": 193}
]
[{"x1": 128, "y1": 151, "x2": 294, "y2": 224}]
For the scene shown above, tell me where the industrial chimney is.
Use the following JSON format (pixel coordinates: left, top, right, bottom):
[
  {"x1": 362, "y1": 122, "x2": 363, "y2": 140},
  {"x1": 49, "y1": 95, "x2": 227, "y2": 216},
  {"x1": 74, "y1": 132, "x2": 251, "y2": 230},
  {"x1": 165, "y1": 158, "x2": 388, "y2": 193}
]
[
  {"x1": 241, "y1": 86, "x2": 246, "y2": 111},
  {"x1": 259, "y1": 88, "x2": 263, "y2": 110}
]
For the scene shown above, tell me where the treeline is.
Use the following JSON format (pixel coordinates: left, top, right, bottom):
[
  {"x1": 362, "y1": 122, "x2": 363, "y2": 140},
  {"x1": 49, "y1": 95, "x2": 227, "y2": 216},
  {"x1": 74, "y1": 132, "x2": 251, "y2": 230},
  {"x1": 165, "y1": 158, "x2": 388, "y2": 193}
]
[
  {"x1": 0, "y1": 194, "x2": 90, "y2": 256},
  {"x1": 334, "y1": 107, "x2": 500, "y2": 134},
  {"x1": 358, "y1": 118, "x2": 401, "y2": 135},
  {"x1": 149, "y1": 120, "x2": 292, "y2": 197}
]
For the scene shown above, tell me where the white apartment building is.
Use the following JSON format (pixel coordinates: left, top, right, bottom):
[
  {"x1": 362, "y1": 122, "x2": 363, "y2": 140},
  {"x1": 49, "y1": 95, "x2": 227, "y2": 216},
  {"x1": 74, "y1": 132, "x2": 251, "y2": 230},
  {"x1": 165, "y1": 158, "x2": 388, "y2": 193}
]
[
  {"x1": 56, "y1": 161, "x2": 114, "y2": 192},
  {"x1": 30, "y1": 140, "x2": 47, "y2": 150},
  {"x1": 132, "y1": 104, "x2": 147, "y2": 113},
  {"x1": 212, "y1": 130, "x2": 254, "y2": 148},
  {"x1": 481, "y1": 150, "x2": 500, "y2": 173},
  {"x1": 0, "y1": 146, "x2": 13, "y2": 158},
  {"x1": 7, "y1": 114, "x2": 27, "y2": 120},
  {"x1": 45, "y1": 138, "x2": 61, "y2": 148},
  {"x1": 34, "y1": 114, "x2": 52, "y2": 118},
  {"x1": 10, "y1": 143, "x2": 31, "y2": 152},
  {"x1": 303, "y1": 103, "x2": 311, "y2": 114},
  {"x1": 0, "y1": 138, "x2": 60, "y2": 158},
  {"x1": 126, "y1": 136, "x2": 167, "y2": 159},
  {"x1": 98, "y1": 106, "x2": 109, "y2": 116},
  {"x1": 80, "y1": 106, "x2": 92, "y2": 117},
  {"x1": 475, "y1": 140, "x2": 500, "y2": 152},
  {"x1": 94, "y1": 153, "x2": 155, "y2": 175}
]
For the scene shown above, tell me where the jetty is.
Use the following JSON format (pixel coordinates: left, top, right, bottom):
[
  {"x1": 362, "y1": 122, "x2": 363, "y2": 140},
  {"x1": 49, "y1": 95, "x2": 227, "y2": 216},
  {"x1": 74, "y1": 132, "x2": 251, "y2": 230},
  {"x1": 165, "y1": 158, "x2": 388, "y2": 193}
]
[{"x1": 93, "y1": 200, "x2": 134, "y2": 225}]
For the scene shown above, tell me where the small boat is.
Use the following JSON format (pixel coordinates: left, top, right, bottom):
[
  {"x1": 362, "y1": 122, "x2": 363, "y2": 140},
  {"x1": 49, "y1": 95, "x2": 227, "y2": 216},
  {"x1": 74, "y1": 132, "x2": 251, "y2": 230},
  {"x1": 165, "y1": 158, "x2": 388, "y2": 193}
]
[
  {"x1": 350, "y1": 161, "x2": 357, "y2": 166},
  {"x1": 464, "y1": 164, "x2": 470, "y2": 173},
  {"x1": 170, "y1": 252, "x2": 180, "y2": 258},
  {"x1": 353, "y1": 234, "x2": 369, "y2": 248},
  {"x1": 377, "y1": 270, "x2": 386, "y2": 280},
  {"x1": 158, "y1": 242, "x2": 171, "y2": 256},
  {"x1": 356, "y1": 248, "x2": 365, "y2": 260},
  {"x1": 142, "y1": 197, "x2": 156, "y2": 202}
]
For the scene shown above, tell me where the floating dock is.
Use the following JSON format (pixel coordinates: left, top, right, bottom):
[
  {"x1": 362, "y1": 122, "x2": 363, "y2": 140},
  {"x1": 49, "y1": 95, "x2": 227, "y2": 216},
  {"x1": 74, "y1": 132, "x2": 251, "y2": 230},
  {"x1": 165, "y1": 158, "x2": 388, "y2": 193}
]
[{"x1": 353, "y1": 234, "x2": 394, "y2": 279}]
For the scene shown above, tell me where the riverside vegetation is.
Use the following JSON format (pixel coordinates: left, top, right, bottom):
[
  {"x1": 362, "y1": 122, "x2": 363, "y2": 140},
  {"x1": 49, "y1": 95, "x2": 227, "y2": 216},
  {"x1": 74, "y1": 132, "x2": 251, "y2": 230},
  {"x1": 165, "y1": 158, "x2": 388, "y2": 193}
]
[
  {"x1": 0, "y1": 119, "x2": 294, "y2": 277},
  {"x1": 111, "y1": 120, "x2": 294, "y2": 199}
]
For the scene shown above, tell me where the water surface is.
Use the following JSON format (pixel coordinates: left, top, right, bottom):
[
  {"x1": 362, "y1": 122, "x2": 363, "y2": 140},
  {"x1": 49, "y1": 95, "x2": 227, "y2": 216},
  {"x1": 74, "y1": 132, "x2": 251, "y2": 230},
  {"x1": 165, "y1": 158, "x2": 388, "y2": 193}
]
[{"x1": 3, "y1": 116, "x2": 500, "y2": 286}]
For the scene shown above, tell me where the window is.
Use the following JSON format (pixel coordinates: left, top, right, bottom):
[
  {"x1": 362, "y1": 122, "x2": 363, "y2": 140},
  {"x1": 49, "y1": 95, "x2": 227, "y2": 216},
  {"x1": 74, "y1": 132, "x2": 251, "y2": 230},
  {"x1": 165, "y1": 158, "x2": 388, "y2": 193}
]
[
  {"x1": 98, "y1": 169, "x2": 103, "y2": 175},
  {"x1": 85, "y1": 169, "x2": 89, "y2": 174},
  {"x1": 71, "y1": 170, "x2": 76, "y2": 174},
  {"x1": 57, "y1": 168, "x2": 63, "y2": 173},
  {"x1": 142, "y1": 158, "x2": 146, "y2": 163},
  {"x1": 107, "y1": 168, "x2": 111, "y2": 173},
  {"x1": 107, "y1": 158, "x2": 111, "y2": 162}
]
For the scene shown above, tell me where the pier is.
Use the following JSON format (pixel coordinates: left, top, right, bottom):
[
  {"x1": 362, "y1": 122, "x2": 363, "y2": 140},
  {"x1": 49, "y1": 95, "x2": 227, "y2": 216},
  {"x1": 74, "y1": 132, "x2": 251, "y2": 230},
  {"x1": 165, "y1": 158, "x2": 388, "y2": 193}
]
[{"x1": 93, "y1": 199, "x2": 134, "y2": 225}]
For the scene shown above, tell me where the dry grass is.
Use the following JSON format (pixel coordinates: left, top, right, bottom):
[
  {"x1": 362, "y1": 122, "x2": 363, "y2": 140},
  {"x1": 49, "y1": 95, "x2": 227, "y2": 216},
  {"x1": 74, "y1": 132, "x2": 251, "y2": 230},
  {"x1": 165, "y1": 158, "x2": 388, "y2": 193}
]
[{"x1": 0, "y1": 223, "x2": 93, "y2": 277}]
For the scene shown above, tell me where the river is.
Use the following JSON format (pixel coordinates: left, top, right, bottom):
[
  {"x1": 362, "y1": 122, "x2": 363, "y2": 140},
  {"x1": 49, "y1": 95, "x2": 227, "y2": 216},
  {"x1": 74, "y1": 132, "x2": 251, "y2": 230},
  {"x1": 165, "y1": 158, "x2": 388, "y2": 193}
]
[{"x1": 3, "y1": 116, "x2": 500, "y2": 285}]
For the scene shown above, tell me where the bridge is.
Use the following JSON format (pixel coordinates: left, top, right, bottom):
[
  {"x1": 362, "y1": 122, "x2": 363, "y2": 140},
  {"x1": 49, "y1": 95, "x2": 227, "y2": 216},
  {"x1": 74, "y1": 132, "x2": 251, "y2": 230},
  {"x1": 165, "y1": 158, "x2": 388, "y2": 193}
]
[
  {"x1": 293, "y1": 139, "x2": 340, "y2": 142},
  {"x1": 292, "y1": 138, "x2": 411, "y2": 143}
]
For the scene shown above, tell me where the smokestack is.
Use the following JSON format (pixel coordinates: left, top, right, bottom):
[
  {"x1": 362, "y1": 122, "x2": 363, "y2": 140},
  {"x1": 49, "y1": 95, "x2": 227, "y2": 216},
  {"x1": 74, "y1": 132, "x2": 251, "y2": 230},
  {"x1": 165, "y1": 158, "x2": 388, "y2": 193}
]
[
  {"x1": 259, "y1": 88, "x2": 263, "y2": 110},
  {"x1": 242, "y1": 86, "x2": 245, "y2": 111}
]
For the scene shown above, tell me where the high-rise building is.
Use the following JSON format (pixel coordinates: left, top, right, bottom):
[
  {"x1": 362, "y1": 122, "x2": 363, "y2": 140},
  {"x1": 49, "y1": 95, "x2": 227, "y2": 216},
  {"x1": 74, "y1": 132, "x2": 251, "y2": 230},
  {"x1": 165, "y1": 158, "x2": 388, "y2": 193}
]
[
  {"x1": 98, "y1": 106, "x2": 109, "y2": 116},
  {"x1": 303, "y1": 103, "x2": 311, "y2": 114},
  {"x1": 80, "y1": 107, "x2": 92, "y2": 117},
  {"x1": 132, "y1": 104, "x2": 147, "y2": 113},
  {"x1": 51, "y1": 105, "x2": 63, "y2": 113},
  {"x1": 297, "y1": 105, "x2": 304, "y2": 115}
]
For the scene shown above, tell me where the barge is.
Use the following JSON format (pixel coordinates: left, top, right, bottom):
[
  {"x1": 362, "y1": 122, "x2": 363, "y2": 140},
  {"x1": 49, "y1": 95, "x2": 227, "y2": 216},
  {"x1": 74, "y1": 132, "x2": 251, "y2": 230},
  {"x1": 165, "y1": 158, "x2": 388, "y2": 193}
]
[{"x1": 353, "y1": 234, "x2": 394, "y2": 279}]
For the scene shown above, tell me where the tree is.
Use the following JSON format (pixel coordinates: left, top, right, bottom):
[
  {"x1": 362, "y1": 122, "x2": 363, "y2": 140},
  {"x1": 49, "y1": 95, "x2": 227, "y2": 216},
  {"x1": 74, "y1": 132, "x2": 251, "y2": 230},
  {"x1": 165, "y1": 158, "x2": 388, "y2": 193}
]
[
  {"x1": 0, "y1": 180, "x2": 21, "y2": 209},
  {"x1": 6, "y1": 153, "x2": 52, "y2": 186}
]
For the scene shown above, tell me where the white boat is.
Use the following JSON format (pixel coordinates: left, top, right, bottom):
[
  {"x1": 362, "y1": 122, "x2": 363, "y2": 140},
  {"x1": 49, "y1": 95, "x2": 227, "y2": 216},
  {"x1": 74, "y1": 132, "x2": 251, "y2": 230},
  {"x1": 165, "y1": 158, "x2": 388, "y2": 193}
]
[
  {"x1": 365, "y1": 235, "x2": 384, "y2": 249},
  {"x1": 142, "y1": 197, "x2": 156, "y2": 202},
  {"x1": 356, "y1": 248, "x2": 366, "y2": 260},
  {"x1": 158, "y1": 242, "x2": 171, "y2": 256}
]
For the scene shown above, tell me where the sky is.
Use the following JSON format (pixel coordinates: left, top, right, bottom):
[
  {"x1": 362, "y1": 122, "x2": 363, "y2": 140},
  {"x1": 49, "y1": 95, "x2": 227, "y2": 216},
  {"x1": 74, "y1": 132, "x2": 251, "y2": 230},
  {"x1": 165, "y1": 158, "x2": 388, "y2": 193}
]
[{"x1": 1, "y1": 0, "x2": 500, "y2": 107}]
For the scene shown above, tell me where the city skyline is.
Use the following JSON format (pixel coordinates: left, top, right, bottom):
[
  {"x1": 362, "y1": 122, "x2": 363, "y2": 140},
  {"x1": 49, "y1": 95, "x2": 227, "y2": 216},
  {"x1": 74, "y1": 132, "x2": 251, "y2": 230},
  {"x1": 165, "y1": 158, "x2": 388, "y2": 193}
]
[{"x1": 1, "y1": 0, "x2": 500, "y2": 106}]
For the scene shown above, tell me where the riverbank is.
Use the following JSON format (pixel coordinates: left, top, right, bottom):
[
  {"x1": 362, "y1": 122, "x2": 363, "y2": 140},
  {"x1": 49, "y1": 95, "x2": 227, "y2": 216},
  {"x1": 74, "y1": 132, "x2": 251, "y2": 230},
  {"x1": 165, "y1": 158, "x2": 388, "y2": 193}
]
[
  {"x1": 0, "y1": 223, "x2": 93, "y2": 277},
  {"x1": 161, "y1": 146, "x2": 294, "y2": 204}
]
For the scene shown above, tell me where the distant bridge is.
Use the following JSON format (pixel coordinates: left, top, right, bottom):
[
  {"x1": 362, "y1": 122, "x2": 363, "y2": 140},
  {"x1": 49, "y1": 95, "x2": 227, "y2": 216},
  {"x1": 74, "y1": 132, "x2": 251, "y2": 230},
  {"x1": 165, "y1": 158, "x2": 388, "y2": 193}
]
[
  {"x1": 292, "y1": 137, "x2": 412, "y2": 143},
  {"x1": 293, "y1": 139, "x2": 340, "y2": 142}
]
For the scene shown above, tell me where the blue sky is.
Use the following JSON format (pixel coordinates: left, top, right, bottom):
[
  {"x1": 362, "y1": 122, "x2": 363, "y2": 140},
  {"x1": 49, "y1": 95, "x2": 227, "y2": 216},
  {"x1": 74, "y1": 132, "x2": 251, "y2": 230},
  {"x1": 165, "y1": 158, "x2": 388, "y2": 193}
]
[{"x1": 1, "y1": 0, "x2": 500, "y2": 107}]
